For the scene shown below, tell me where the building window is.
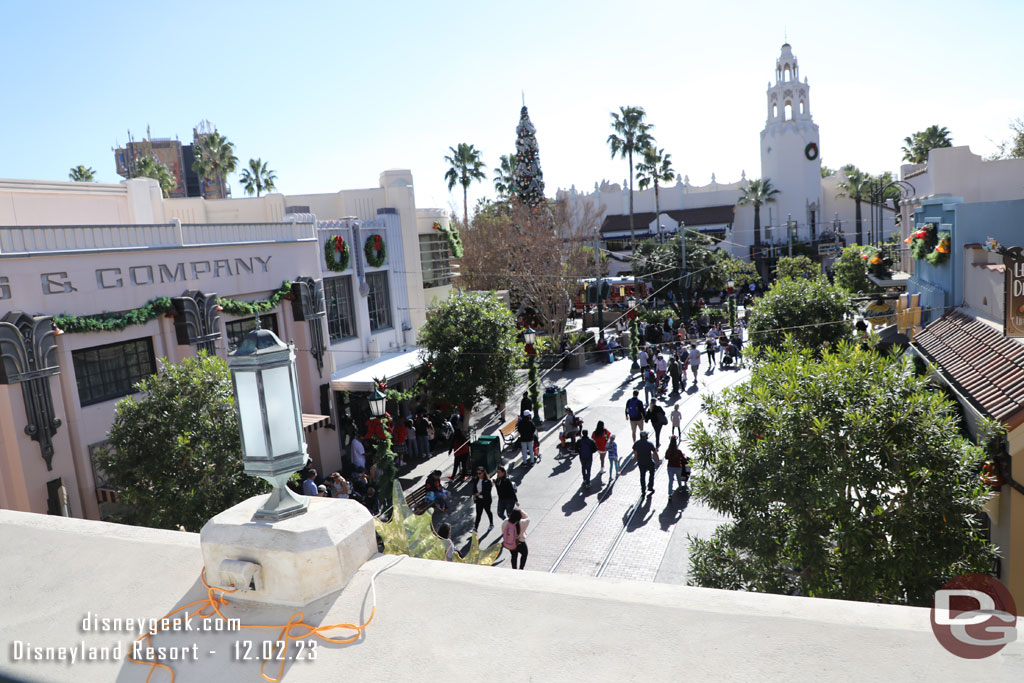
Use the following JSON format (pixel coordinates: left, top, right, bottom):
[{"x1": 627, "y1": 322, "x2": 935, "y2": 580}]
[
  {"x1": 419, "y1": 233, "x2": 452, "y2": 288},
  {"x1": 72, "y1": 337, "x2": 156, "y2": 407},
  {"x1": 325, "y1": 276, "x2": 357, "y2": 341},
  {"x1": 366, "y1": 271, "x2": 393, "y2": 331},
  {"x1": 225, "y1": 314, "x2": 279, "y2": 352}
]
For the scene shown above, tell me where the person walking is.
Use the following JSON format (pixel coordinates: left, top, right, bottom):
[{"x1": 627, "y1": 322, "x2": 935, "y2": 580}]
[
  {"x1": 450, "y1": 427, "x2": 470, "y2": 480},
  {"x1": 592, "y1": 420, "x2": 611, "y2": 473},
  {"x1": 643, "y1": 366, "x2": 658, "y2": 405},
  {"x1": 688, "y1": 341, "x2": 702, "y2": 386},
  {"x1": 502, "y1": 508, "x2": 530, "y2": 570},
  {"x1": 405, "y1": 418, "x2": 419, "y2": 460},
  {"x1": 670, "y1": 404, "x2": 683, "y2": 439},
  {"x1": 607, "y1": 434, "x2": 621, "y2": 478},
  {"x1": 646, "y1": 400, "x2": 666, "y2": 449},
  {"x1": 655, "y1": 353, "x2": 668, "y2": 387},
  {"x1": 625, "y1": 390, "x2": 645, "y2": 442},
  {"x1": 472, "y1": 466, "x2": 494, "y2": 533},
  {"x1": 668, "y1": 356, "x2": 682, "y2": 394},
  {"x1": 706, "y1": 336, "x2": 717, "y2": 370},
  {"x1": 520, "y1": 391, "x2": 534, "y2": 417},
  {"x1": 578, "y1": 429, "x2": 596, "y2": 488},
  {"x1": 632, "y1": 431, "x2": 660, "y2": 495},
  {"x1": 518, "y1": 410, "x2": 538, "y2": 465},
  {"x1": 414, "y1": 412, "x2": 432, "y2": 459},
  {"x1": 494, "y1": 466, "x2": 518, "y2": 520},
  {"x1": 637, "y1": 345, "x2": 649, "y2": 377},
  {"x1": 664, "y1": 436, "x2": 688, "y2": 494}
]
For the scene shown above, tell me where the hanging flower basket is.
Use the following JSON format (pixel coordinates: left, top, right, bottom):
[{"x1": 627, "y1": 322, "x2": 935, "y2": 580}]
[
  {"x1": 925, "y1": 231, "x2": 951, "y2": 265},
  {"x1": 365, "y1": 234, "x2": 387, "y2": 268},
  {"x1": 909, "y1": 223, "x2": 938, "y2": 260},
  {"x1": 324, "y1": 234, "x2": 350, "y2": 272},
  {"x1": 981, "y1": 460, "x2": 1006, "y2": 488}
]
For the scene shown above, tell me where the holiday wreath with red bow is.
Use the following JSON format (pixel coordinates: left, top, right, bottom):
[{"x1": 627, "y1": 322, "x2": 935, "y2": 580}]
[
  {"x1": 324, "y1": 234, "x2": 350, "y2": 272},
  {"x1": 365, "y1": 234, "x2": 387, "y2": 267}
]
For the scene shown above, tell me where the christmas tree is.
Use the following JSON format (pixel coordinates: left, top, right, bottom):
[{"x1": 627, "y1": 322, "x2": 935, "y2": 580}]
[{"x1": 513, "y1": 105, "x2": 546, "y2": 207}]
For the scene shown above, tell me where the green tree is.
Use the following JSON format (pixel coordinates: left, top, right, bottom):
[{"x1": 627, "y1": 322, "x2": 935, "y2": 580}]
[
  {"x1": 747, "y1": 276, "x2": 854, "y2": 355},
  {"x1": 417, "y1": 291, "x2": 524, "y2": 413},
  {"x1": 238, "y1": 157, "x2": 277, "y2": 197},
  {"x1": 820, "y1": 165, "x2": 836, "y2": 178},
  {"x1": 992, "y1": 117, "x2": 1024, "y2": 159},
  {"x1": 444, "y1": 142, "x2": 487, "y2": 229},
  {"x1": 687, "y1": 341, "x2": 996, "y2": 606},
  {"x1": 607, "y1": 106, "x2": 654, "y2": 246},
  {"x1": 193, "y1": 129, "x2": 238, "y2": 198},
  {"x1": 837, "y1": 165, "x2": 871, "y2": 245},
  {"x1": 512, "y1": 106, "x2": 546, "y2": 208},
  {"x1": 833, "y1": 245, "x2": 879, "y2": 295},
  {"x1": 133, "y1": 155, "x2": 177, "y2": 198},
  {"x1": 68, "y1": 165, "x2": 96, "y2": 182},
  {"x1": 98, "y1": 353, "x2": 268, "y2": 532},
  {"x1": 736, "y1": 177, "x2": 779, "y2": 282},
  {"x1": 775, "y1": 255, "x2": 821, "y2": 280},
  {"x1": 902, "y1": 125, "x2": 953, "y2": 164},
  {"x1": 493, "y1": 154, "x2": 518, "y2": 199},
  {"x1": 636, "y1": 146, "x2": 675, "y2": 241}
]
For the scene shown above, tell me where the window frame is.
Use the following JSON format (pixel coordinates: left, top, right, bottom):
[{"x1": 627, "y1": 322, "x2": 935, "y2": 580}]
[
  {"x1": 366, "y1": 271, "x2": 393, "y2": 332},
  {"x1": 72, "y1": 336, "x2": 156, "y2": 407},
  {"x1": 225, "y1": 313, "x2": 280, "y2": 352},
  {"x1": 324, "y1": 275, "x2": 358, "y2": 341},
  {"x1": 419, "y1": 233, "x2": 453, "y2": 289}
]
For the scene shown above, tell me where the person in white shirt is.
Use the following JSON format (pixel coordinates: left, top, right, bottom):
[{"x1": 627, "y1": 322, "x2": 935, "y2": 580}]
[
  {"x1": 688, "y1": 342, "x2": 701, "y2": 385},
  {"x1": 670, "y1": 404, "x2": 683, "y2": 438},
  {"x1": 350, "y1": 436, "x2": 366, "y2": 471},
  {"x1": 637, "y1": 347, "x2": 649, "y2": 374},
  {"x1": 655, "y1": 354, "x2": 668, "y2": 384}
]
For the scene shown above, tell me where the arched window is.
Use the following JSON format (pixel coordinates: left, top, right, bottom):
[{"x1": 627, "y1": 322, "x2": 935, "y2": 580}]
[
  {"x1": 772, "y1": 103, "x2": 778, "y2": 119},
  {"x1": 799, "y1": 99, "x2": 805, "y2": 115},
  {"x1": 784, "y1": 101, "x2": 792, "y2": 121},
  {"x1": 784, "y1": 65, "x2": 791, "y2": 81}
]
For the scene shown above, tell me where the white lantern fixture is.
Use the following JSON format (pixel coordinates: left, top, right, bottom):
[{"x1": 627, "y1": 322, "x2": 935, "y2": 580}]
[
  {"x1": 523, "y1": 327, "x2": 537, "y2": 345},
  {"x1": 228, "y1": 328, "x2": 309, "y2": 521},
  {"x1": 727, "y1": 279, "x2": 735, "y2": 291},
  {"x1": 369, "y1": 384, "x2": 387, "y2": 418}
]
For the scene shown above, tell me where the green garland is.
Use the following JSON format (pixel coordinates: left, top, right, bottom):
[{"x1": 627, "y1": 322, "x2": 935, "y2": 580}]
[
  {"x1": 324, "y1": 234, "x2": 351, "y2": 272},
  {"x1": 365, "y1": 234, "x2": 387, "y2": 268},
  {"x1": 53, "y1": 297, "x2": 174, "y2": 333},
  {"x1": 53, "y1": 281, "x2": 293, "y2": 334},
  {"x1": 433, "y1": 220, "x2": 463, "y2": 259},
  {"x1": 925, "y1": 231, "x2": 951, "y2": 266},
  {"x1": 217, "y1": 281, "x2": 293, "y2": 316},
  {"x1": 909, "y1": 223, "x2": 937, "y2": 260}
]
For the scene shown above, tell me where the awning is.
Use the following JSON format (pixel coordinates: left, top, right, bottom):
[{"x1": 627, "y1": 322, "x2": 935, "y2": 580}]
[
  {"x1": 330, "y1": 348, "x2": 424, "y2": 392},
  {"x1": 302, "y1": 413, "x2": 331, "y2": 433}
]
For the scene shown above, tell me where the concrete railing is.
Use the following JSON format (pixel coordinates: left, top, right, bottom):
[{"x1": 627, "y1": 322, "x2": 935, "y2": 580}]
[{"x1": 0, "y1": 221, "x2": 317, "y2": 255}]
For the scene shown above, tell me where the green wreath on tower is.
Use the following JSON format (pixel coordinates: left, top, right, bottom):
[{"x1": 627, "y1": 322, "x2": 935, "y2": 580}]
[
  {"x1": 324, "y1": 234, "x2": 350, "y2": 272},
  {"x1": 804, "y1": 142, "x2": 819, "y2": 161},
  {"x1": 365, "y1": 234, "x2": 387, "y2": 268}
]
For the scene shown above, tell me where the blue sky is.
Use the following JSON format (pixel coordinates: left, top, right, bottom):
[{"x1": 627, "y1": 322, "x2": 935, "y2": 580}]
[{"x1": 2, "y1": 0, "x2": 1022, "y2": 215}]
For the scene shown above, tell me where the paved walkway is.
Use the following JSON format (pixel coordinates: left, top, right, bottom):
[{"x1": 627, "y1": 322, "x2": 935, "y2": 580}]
[{"x1": 401, "y1": 351, "x2": 749, "y2": 584}]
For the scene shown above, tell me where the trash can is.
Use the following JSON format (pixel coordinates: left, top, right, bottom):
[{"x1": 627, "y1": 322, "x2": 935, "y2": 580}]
[
  {"x1": 543, "y1": 386, "x2": 568, "y2": 422},
  {"x1": 471, "y1": 435, "x2": 500, "y2": 474},
  {"x1": 567, "y1": 349, "x2": 586, "y2": 370}
]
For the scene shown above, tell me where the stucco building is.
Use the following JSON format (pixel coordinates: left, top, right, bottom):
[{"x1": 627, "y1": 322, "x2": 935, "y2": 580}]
[{"x1": 0, "y1": 172, "x2": 453, "y2": 521}]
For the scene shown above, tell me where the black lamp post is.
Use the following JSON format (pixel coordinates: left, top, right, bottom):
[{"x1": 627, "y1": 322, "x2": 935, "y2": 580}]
[{"x1": 368, "y1": 384, "x2": 387, "y2": 419}]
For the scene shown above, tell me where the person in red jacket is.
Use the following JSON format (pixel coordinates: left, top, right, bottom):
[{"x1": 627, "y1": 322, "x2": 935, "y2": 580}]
[{"x1": 664, "y1": 436, "x2": 689, "y2": 494}]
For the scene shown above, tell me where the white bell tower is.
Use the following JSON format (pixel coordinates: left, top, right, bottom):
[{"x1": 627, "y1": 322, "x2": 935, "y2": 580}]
[{"x1": 759, "y1": 43, "x2": 822, "y2": 236}]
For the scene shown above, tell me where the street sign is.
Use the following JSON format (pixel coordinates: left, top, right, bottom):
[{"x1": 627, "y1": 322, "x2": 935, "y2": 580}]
[{"x1": 818, "y1": 243, "x2": 840, "y2": 255}]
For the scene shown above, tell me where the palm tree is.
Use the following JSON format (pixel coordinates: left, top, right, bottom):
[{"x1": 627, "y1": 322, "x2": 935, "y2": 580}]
[
  {"x1": 192, "y1": 130, "x2": 238, "y2": 198},
  {"x1": 736, "y1": 178, "x2": 779, "y2": 281},
  {"x1": 837, "y1": 165, "x2": 871, "y2": 245},
  {"x1": 901, "y1": 125, "x2": 952, "y2": 164},
  {"x1": 133, "y1": 156, "x2": 177, "y2": 198},
  {"x1": 68, "y1": 165, "x2": 96, "y2": 182},
  {"x1": 444, "y1": 143, "x2": 487, "y2": 228},
  {"x1": 636, "y1": 147, "x2": 675, "y2": 242},
  {"x1": 607, "y1": 106, "x2": 654, "y2": 246},
  {"x1": 239, "y1": 158, "x2": 277, "y2": 197},
  {"x1": 493, "y1": 154, "x2": 518, "y2": 200}
]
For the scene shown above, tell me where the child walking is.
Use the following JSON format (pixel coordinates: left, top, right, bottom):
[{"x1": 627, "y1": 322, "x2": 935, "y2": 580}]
[
  {"x1": 607, "y1": 434, "x2": 621, "y2": 478},
  {"x1": 670, "y1": 404, "x2": 682, "y2": 439}
]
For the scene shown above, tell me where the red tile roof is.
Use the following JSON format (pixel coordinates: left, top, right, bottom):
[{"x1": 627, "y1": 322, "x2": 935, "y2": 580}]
[{"x1": 912, "y1": 309, "x2": 1024, "y2": 426}]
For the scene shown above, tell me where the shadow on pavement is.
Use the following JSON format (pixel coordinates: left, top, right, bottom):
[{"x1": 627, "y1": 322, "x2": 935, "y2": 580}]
[
  {"x1": 560, "y1": 480, "x2": 601, "y2": 516},
  {"x1": 625, "y1": 494, "x2": 654, "y2": 530},
  {"x1": 658, "y1": 488, "x2": 690, "y2": 530}
]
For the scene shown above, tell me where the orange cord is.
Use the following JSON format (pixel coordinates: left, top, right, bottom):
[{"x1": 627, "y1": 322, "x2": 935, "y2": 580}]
[{"x1": 128, "y1": 568, "x2": 377, "y2": 683}]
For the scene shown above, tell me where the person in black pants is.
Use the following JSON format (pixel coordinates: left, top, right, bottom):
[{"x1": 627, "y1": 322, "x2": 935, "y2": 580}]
[
  {"x1": 632, "y1": 431, "x2": 661, "y2": 495},
  {"x1": 578, "y1": 429, "x2": 596, "y2": 489},
  {"x1": 472, "y1": 466, "x2": 494, "y2": 532}
]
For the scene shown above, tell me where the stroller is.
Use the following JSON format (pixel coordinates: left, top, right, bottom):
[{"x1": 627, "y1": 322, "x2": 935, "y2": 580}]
[{"x1": 721, "y1": 342, "x2": 742, "y2": 368}]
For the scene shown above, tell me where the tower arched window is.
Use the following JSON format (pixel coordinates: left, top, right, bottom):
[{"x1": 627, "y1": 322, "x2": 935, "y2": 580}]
[
  {"x1": 784, "y1": 101, "x2": 792, "y2": 121},
  {"x1": 772, "y1": 103, "x2": 778, "y2": 119},
  {"x1": 799, "y1": 99, "x2": 805, "y2": 115},
  {"x1": 784, "y1": 65, "x2": 791, "y2": 81}
]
